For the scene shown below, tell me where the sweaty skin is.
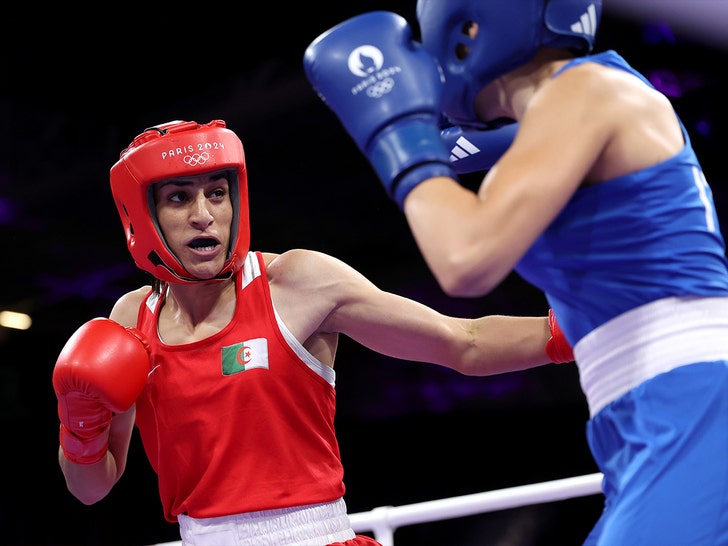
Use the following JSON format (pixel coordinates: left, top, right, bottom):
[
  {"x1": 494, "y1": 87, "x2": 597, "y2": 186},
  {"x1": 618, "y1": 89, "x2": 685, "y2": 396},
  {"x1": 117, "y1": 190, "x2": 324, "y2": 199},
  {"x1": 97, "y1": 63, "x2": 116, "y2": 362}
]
[{"x1": 403, "y1": 49, "x2": 683, "y2": 297}]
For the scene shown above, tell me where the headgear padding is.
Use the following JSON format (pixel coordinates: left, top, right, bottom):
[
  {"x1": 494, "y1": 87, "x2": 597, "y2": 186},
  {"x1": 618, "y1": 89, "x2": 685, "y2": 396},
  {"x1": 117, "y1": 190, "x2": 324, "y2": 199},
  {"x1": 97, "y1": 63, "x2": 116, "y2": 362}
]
[
  {"x1": 110, "y1": 119, "x2": 250, "y2": 283},
  {"x1": 417, "y1": 0, "x2": 602, "y2": 128}
]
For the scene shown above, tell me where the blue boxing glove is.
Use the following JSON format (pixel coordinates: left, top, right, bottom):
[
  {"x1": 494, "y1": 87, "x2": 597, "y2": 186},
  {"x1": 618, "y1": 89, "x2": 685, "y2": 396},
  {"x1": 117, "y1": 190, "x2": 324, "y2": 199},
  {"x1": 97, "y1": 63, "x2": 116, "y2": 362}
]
[
  {"x1": 304, "y1": 11, "x2": 456, "y2": 209},
  {"x1": 441, "y1": 121, "x2": 519, "y2": 174}
]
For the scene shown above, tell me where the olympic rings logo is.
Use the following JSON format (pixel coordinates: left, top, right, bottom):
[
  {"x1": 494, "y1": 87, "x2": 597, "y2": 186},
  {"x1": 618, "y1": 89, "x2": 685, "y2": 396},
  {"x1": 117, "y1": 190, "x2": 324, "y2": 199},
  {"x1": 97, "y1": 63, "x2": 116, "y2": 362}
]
[
  {"x1": 366, "y1": 77, "x2": 395, "y2": 98},
  {"x1": 183, "y1": 152, "x2": 210, "y2": 166}
]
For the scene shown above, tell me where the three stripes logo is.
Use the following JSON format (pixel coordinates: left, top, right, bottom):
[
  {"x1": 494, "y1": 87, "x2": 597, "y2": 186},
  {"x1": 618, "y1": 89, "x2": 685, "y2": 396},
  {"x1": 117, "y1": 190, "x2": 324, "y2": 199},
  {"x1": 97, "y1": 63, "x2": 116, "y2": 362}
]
[
  {"x1": 570, "y1": 3, "x2": 598, "y2": 38},
  {"x1": 449, "y1": 136, "x2": 481, "y2": 164}
]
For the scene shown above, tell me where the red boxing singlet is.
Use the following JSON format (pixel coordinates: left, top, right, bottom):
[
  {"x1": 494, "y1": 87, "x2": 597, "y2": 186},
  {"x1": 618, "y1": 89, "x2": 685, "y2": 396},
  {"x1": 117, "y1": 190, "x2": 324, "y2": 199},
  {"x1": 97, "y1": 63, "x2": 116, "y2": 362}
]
[{"x1": 135, "y1": 251, "x2": 345, "y2": 522}]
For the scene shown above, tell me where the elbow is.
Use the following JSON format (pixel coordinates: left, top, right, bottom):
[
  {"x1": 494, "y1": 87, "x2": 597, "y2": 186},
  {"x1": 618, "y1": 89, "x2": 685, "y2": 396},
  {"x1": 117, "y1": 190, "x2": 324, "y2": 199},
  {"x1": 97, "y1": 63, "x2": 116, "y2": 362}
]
[
  {"x1": 452, "y1": 364, "x2": 482, "y2": 377},
  {"x1": 434, "y1": 262, "x2": 499, "y2": 298},
  {"x1": 70, "y1": 486, "x2": 109, "y2": 506},
  {"x1": 425, "y1": 241, "x2": 509, "y2": 297},
  {"x1": 448, "y1": 358, "x2": 497, "y2": 377},
  {"x1": 439, "y1": 279, "x2": 484, "y2": 298},
  {"x1": 78, "y1": 495, "x2": 103, "y2": 506},
  {"x1": 62, "y1": 465, "x2": 116, "y2": 506}
]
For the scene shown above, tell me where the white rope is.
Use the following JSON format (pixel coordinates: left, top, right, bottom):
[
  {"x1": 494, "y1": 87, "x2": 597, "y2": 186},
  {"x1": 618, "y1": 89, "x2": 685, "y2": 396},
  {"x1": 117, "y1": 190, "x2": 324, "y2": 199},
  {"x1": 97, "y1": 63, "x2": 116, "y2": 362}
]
[
  {"x1": 350, "y1": 472, "x2": 604, "y2": 546},
  {"x1": 151, "y1": 472, "x2": 604, "y2": 546}
]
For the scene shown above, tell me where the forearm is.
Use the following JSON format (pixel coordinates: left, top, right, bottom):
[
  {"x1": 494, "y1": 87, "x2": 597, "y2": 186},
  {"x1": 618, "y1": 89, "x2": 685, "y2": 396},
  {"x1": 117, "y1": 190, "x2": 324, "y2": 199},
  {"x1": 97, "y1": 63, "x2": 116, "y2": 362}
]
[
  {"x1": 454, "y1": 315, "x2": 554, "y2": 376},
  {"x1": 58, "y1": 407, "x2": 134, "y2": 505},
  {"x1": 59, "y1": 448, "x2": 119, "y2": 505},
  {"x1": 404, "y1": 177, "x2": 515, "y2": 297}
]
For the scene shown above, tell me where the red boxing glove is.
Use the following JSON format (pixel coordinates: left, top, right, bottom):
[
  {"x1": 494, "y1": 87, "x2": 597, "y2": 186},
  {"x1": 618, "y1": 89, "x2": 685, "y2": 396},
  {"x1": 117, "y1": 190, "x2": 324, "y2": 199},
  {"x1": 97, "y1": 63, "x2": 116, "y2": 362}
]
[
  {"x1": 545, "y1": 309, "x2": 574, "y2": 364},
  {"x1": 52, "y1": 318, "x2": 151, "y2": 465}
]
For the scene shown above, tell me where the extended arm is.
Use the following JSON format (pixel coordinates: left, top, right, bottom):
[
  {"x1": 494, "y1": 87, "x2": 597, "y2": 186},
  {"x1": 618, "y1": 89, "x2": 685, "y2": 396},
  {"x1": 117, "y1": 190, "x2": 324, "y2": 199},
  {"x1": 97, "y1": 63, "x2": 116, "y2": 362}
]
[
  {"x1": 326, "y1": 281, "x2": 571, "y2": 375},
  {"x1": 268, "y1": 249, "x2": 572, "y2": 376}
]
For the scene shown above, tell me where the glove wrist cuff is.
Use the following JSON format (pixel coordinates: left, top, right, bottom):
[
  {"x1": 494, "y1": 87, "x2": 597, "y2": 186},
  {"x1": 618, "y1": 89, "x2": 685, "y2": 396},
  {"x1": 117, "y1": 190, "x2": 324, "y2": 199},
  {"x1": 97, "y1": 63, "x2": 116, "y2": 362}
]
[
  {"x1": 545, "y1": 309, "x2": 574, "y2": 364},
  {"x1": 367, "y1": 115, "x2": 455, "y2": 205},
  {"x1": 394, "y1": 163, "x2": 457, "y2": 209},
  {"x1": 59, "y1": 424, "x2": 109, "y2": 465}
]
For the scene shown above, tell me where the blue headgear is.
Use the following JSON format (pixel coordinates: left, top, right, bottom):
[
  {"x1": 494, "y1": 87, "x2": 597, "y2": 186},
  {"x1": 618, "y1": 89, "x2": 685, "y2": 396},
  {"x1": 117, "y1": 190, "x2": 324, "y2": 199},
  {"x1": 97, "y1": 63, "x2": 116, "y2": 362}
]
[{"x1": 417, "y1": 0, "x2": 602, "y2": 128}]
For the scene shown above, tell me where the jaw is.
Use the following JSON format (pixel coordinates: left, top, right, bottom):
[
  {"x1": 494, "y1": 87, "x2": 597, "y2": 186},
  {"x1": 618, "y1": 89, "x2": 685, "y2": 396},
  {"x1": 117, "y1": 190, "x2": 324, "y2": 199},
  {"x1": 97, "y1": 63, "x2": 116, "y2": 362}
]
[{"x1": 186, "y1": 263, "x2": 226, "y2": 281}]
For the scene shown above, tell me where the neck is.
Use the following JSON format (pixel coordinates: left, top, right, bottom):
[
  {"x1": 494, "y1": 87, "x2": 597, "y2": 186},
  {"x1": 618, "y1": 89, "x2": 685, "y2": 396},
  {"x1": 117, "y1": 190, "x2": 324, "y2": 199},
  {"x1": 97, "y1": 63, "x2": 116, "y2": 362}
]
[
  {"x1": 482, "y1": 48, "x2": 575, "y2": 120},
  {"x1": 165, "y1": 276, "x2": 236, "y2": 328}
]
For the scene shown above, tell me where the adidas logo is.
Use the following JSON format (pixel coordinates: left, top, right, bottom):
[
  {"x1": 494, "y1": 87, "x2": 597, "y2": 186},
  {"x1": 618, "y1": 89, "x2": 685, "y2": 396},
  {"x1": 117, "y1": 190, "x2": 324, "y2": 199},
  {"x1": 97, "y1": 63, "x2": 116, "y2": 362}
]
[
  {"x1": 570, "y1": 3, "x2": 598, "y2": 37},
  {"x1": 449, "y1": 136, "x2": 480, "y2": 163}
]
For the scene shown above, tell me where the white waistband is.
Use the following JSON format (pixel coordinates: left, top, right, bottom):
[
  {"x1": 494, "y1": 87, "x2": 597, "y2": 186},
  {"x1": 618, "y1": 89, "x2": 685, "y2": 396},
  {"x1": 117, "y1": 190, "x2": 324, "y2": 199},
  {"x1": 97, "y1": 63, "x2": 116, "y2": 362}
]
[
  {"x1": 178, "y1": 498, "x2": 355, "y2": 546},
  {"x1": 574, "y1": 296, "x2": 728, "y2": 417}
]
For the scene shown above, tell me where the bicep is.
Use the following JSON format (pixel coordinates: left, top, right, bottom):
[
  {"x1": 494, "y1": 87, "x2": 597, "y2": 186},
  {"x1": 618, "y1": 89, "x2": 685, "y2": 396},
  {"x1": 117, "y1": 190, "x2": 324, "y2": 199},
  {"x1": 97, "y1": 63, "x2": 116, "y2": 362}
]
[
  {"x1": 272, "y1": 250, "x2": 468, "y2": 364},
  {"x1": 326, "y1": 282, "x2": 467, "y2": 364},
  {"x1": 479, "y1": 85, "x2": 609, "y2": 250}
]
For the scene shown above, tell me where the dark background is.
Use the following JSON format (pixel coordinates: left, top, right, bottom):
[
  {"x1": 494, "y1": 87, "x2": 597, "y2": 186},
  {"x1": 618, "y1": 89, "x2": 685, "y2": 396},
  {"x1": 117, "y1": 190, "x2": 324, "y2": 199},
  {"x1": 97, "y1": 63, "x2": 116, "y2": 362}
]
[{"x1": 1, "y1": 2, "x2": 726, "y2": 545}]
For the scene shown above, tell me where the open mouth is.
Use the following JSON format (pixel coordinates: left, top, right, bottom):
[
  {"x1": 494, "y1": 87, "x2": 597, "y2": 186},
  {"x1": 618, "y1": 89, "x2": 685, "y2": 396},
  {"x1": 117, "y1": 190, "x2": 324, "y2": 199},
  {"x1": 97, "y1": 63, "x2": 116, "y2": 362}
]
[{"x1": 188, "y1": 237, "x2": 220, "y2": 252}]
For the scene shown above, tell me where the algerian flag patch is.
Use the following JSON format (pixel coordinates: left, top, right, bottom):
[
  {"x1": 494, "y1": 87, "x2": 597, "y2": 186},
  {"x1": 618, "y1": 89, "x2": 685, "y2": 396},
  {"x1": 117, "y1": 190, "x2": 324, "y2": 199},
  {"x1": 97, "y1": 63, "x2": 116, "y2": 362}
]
[{"x1": 221, "y1": 338, "x2": 270, "y2": 375}]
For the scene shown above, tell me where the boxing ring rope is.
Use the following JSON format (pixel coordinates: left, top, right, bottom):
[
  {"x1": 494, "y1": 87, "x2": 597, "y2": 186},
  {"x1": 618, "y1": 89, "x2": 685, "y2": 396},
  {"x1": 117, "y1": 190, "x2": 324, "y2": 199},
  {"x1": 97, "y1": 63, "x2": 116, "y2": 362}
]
[
  {"x1": 153, "y1": 472, "x2": 603, "y2": 546},
  {"x1": 348, "y1": 472, "x2": 603, "y2": 545}
]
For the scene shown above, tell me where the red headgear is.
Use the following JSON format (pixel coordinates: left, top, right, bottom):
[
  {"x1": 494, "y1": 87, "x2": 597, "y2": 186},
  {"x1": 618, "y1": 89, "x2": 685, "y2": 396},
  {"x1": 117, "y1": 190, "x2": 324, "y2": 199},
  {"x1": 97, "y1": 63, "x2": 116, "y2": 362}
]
[{"x1": 110, "y1": 119, "x2": 250, "y2": 283}]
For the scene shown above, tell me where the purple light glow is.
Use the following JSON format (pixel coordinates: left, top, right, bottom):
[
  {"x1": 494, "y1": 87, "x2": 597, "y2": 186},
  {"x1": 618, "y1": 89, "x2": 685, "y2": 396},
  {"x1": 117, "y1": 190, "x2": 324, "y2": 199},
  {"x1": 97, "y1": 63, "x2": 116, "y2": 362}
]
[{"x1": 0, "y1": 197, "x2": 17, "y2": 224}]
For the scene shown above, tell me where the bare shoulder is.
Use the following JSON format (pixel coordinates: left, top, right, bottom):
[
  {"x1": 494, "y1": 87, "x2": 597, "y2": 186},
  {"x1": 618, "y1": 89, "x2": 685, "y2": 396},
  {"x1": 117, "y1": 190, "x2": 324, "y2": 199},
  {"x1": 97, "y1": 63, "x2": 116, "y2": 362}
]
[
  {"x1": 533, "y1": 62, "x2": 610, "y2": 117},
  {"x1": 267, "y1": 248, "x2": 326, "y2": 265},
  {"x1": 544, "y1": 60, "x2": 658, "y2": 118},
  {"x1": 542, "y1": 60, "x2": 681, "y2": 178},
  {"x1": 267, "y1": 248, "x2": 371, "y2": 298},
  {"x1": 268, "y1": 248, "x2": 353, "y2": 279},
  {"x1": 513, "y1": 61, "x2": 637, "y2": 182},
  {"x1": 109, "y1": 285, "x2": 152, "y2": 328},
  {"x1": 265, "y1": 249, "x2": 369, "y2": 344},
  {"x1": 259, "y1": 251, "x2": 280, "y2": 268}
]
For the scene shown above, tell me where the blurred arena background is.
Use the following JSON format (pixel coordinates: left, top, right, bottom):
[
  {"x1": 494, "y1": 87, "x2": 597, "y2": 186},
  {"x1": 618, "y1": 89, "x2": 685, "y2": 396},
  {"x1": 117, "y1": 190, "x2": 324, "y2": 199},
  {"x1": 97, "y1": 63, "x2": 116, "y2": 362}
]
[{"x1": 1, "y1": 2, "x2": 726, "y2": 544}]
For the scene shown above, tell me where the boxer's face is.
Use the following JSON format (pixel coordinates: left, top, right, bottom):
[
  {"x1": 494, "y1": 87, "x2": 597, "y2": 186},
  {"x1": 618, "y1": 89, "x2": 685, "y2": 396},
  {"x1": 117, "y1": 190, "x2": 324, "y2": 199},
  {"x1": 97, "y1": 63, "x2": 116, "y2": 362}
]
[
  {"x1": 153, "y1": 171, "x2": 233, "y2": 280},
  {"x1": 473, "y1": 78, "x2": 509, "y2": 123}
]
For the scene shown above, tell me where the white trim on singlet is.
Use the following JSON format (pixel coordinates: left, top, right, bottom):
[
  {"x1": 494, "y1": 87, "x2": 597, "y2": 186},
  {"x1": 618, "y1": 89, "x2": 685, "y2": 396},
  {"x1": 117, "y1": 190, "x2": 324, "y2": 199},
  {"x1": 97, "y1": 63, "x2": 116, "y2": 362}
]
[
  {"x1": 273, "y1": 305, "x2": 336, "y2": 387},
  {"x1": 242, "y1": 251, "x2": 336, "y2": 387}
]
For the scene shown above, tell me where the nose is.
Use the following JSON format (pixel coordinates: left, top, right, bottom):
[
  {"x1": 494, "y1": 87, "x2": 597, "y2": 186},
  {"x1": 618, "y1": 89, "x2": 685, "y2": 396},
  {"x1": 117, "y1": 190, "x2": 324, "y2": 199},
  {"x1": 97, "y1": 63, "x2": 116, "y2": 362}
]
[{"x1": 190, "y1": 193, "x2": 214, "y2": 227}]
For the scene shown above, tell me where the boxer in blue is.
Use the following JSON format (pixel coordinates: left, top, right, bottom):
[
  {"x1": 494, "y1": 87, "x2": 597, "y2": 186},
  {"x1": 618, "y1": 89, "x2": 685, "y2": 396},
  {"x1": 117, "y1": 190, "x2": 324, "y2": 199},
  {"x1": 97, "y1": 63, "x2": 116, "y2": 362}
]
[{"x1": 304, "y1": 2, "x2": 728, "y2": 544}]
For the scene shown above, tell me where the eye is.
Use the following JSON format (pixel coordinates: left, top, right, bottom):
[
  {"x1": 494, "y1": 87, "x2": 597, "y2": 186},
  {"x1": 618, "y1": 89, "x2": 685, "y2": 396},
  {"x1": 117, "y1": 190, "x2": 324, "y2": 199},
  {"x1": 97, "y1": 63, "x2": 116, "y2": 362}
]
[
  {"x1": 464, "y1": 21, "x2": 478, "y2": 39},
  {"x1": 207, "y1": 184, "x2": 230, "y2": 202},
  {"x1": 455, "y1": 21, "x2": 477, "y2": 61},
  {"x1": 168, "y1": 191, "x2": 188, "y2": 203}
]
